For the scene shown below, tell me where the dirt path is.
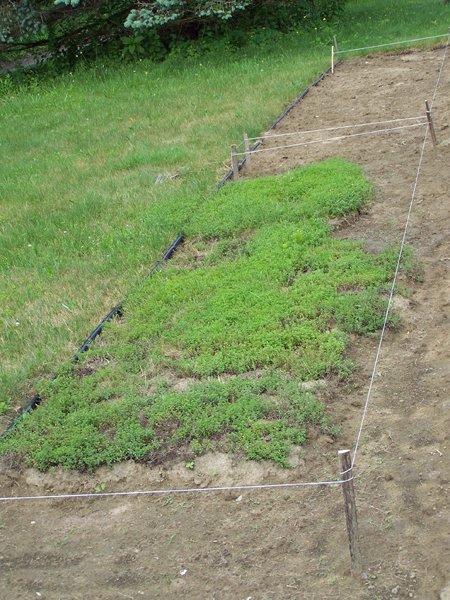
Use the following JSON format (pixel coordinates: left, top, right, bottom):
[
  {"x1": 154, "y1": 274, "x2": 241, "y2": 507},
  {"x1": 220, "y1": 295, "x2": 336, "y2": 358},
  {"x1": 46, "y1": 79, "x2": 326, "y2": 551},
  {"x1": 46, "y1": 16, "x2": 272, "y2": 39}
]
[{"x1": 1, "y1": 48, "x2": 449, "y2": 600}]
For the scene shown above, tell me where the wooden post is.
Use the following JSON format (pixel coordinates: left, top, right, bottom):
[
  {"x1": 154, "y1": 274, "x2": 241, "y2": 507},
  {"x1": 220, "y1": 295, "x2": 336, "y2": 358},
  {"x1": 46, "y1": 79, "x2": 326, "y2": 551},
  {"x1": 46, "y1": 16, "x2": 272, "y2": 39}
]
[
  {"x1": 333, "y1": 35, "x2": 339, "y2": 53},
  {"x1": 331, "y1": 45, "x2": 335, "y2": 74},
  {"x1": 338, "y1": 449, "x2": 362, "y2": 574},
  {"x1": 425, "y1": 100, "x2": 437, "y2": 147},
  {"x1": 231, "y1": 144, "x2": 239, "y2": 181},
  {"x1": 244, "y1": 133, "x2": 251, "y2": 167}
]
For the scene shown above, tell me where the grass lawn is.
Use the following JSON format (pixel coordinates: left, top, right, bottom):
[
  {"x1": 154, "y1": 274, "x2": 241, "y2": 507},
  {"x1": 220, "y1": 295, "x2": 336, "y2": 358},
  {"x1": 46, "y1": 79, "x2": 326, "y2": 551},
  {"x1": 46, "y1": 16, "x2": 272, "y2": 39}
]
[{"x1": 0, "y1": 0, "x2": 448, "y2": 419}]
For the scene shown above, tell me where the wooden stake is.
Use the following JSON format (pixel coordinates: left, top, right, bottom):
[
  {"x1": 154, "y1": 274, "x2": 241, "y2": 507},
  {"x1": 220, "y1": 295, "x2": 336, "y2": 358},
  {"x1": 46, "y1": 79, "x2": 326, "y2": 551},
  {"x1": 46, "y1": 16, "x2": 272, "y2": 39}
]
[
  {"x1": 333, "y1": 35, "x2": 339, "y2": 53},
  {"x1": 244, "y1": 133, "x2": 251, "y2": 167},
  {"x1": 425, "y1": 100, "x2": 438, "y2": 147},
  {"x1": 231, "y1": 144, "x2": 239, "y2": 181},
  {"x1": 338, "y1": 449, "x2": 362, "y2": 574},
  {"x1": 331, "y1": 45, "x2": 335, "y2": 74}
]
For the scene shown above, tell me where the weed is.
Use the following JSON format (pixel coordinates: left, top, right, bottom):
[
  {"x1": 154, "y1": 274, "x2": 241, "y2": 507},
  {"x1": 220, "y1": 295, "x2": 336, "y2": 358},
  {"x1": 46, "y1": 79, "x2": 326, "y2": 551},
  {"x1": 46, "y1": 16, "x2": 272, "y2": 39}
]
[{"x1": 160, "y1": 495, "x2": 174, "y2": 506}]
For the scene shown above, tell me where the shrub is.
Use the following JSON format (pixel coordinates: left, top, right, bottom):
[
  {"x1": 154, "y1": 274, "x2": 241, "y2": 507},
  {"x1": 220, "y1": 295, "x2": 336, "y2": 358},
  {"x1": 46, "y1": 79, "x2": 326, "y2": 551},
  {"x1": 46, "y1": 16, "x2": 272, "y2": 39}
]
[{"x1": 0, "y1": 0, "x2": 347, "y2": 66}]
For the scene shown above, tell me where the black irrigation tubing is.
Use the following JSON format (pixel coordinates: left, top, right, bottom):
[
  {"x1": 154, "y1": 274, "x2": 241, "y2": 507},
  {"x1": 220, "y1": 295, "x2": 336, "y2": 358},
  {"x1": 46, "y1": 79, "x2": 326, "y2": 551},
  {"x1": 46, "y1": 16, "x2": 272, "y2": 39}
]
[
  {"x1": 0, "y1": 233, "x2": 185, "y2": 439},
  {"x1": 2, "y1": 61, "x2": 341, "y2": 438},
  {"x1": 74, "y1": 232, "x2": 184, "y2": 359},
  {"x1": 216, "y1": 61, "x2": 343, "y2": 189}
]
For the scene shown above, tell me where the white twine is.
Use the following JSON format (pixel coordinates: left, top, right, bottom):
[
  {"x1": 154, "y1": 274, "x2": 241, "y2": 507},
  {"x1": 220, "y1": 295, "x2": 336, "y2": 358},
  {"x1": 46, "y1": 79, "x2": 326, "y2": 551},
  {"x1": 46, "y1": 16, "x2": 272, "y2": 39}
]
[
  {"x1": 0, "y1": 477, "x2": 354, "y2": 502},
  {"x1": 335, "y1": 33, "x2": 450, "y2": 55},
  {"x1": 351, "y1": 39, "x2": 449, "y2": 468},
  {"x1": 247, "y1": 115, "x2": 426, "y2": 142},
  {"x1": 235, "y1": 122, "x2": 426, "y2": 156}
]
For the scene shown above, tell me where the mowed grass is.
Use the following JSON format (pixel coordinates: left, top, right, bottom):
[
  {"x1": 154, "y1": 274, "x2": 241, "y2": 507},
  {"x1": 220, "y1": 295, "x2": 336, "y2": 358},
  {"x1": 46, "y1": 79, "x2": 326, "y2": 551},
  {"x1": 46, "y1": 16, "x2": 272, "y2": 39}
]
[
  {"x1": 0, "y1": 45, "x2": 326, "y2": 411},
  {"x1": 335, "y1": 0, "x2": 450, "y2": 54},
  {"x1": 0, "y1": 159, "x2": 407, "y2": 470},
  {"x1": 1, "y1": 0, "x2": 449, "y2": 413}
]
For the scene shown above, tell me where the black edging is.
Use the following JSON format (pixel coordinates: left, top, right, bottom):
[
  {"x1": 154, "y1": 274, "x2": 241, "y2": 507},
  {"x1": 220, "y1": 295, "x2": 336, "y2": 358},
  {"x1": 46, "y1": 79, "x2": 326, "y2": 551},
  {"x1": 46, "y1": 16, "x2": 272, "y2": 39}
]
[
  {"x1": 2, "y1": 61, "x2": 341, "y2": 438},
  {"x1": 1, "y1": 233, "x2": 185, "y2": 438},
  {"x1": 216, "y1": 62, "x2": 342, "y2": 190},
  {"x1": 74, "y1": 232, "x2": 184, "y2": 360}
]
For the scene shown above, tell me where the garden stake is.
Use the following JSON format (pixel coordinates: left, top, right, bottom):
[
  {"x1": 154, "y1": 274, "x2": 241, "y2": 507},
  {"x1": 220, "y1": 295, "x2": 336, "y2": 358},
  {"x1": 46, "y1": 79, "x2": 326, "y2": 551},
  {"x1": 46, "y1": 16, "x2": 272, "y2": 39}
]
[
  {"x1": 339, "y1": 449, "x2": 362, "y2": 574},
  {"x1": 244, "y1": 133, "x2": 251, "y2": 166},
  {"x1": 231, "y1": 144, "x2": 239, "y2": 180},
  {"x1": 333, "y1": 35, "x2": 339, "y2": 53},
  {"x1": 331, "y1": 45, "x2": 335, "y2": 74},
  {"x1": 425, "y1": 100, "x2": 437, "y2": 146}
]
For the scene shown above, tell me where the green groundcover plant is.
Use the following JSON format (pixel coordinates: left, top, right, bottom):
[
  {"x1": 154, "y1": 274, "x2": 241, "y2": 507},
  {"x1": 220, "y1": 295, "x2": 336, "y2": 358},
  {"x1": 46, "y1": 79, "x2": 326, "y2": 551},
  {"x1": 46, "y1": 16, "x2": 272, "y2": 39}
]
[{"x1": 0, "y1": 158, "x2": 408, "y2": 471}]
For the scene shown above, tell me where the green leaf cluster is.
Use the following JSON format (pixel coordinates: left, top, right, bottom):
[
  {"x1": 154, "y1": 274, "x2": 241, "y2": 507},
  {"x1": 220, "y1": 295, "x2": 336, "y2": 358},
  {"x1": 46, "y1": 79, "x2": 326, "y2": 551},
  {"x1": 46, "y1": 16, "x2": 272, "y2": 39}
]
[{"x1": 1, "y1": 0, "x2": 346, "y2": 66}]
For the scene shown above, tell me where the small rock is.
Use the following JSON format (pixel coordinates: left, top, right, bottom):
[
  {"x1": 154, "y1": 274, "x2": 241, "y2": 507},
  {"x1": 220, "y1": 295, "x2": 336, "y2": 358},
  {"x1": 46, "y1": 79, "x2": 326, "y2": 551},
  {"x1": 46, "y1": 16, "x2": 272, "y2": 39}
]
[
  {"x1": 440, "y1": 581, "x2": 450, "y2": 600},
  {"x1": 391, "y1": 586, "x2": 400, "y2": 595},
  {"x1": 224, "y1": 491, "x2": 240, "y2": 501},
  {"x1": 179, "y1": 568, "x2": 188, "y2": 576},
  {"x1": 236, "y1": 495, "x2": 243, "y2": 503},
  {"x1": 301, "y1": 379, "x2": 326, "y2": 390},
  {"x1": 287, "y1": 452, "x2": 306, "y2": 469},
  {"x1": 410, "y1": 572, "x2": 416, "y2": 579},
  {"x1": 323, "y1": 435, "x2": 334, "y2": 444},
  {"x1": 385, "y1": 473, "x2": 394, "y2": 481}
]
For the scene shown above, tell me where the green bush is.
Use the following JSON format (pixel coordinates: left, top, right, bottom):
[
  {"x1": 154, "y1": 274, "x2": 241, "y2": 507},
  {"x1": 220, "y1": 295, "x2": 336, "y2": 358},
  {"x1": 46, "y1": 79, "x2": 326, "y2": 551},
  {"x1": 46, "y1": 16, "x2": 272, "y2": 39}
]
[{"x1": 0, "y1": 0, "x2": 346, "y2": 67}]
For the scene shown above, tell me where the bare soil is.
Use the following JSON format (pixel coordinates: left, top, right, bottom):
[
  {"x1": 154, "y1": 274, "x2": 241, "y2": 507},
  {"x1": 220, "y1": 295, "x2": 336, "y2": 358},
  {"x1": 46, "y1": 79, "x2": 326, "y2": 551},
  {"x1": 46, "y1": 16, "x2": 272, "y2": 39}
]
[{"x1": 1, "y1": 48, "x2": 449, "y2": 600}]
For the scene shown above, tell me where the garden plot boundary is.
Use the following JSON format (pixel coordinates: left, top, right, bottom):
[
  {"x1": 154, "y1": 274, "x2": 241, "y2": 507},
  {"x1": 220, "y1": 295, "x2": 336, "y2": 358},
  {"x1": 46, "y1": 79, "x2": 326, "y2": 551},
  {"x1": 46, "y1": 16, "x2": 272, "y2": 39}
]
[
  {"x1": 0, "y1": 83, "x2": 443, "y2": 504},
  {"x1": 1, "y1": 38, "x2": 448, "y2": 577}
]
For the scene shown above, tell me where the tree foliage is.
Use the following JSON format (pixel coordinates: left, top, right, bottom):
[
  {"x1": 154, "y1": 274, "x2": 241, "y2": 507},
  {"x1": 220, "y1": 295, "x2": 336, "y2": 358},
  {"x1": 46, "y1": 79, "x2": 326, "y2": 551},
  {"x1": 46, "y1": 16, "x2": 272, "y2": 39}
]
[{"x1": 0, "y1": 0, "x2": 346, "y2": 64}]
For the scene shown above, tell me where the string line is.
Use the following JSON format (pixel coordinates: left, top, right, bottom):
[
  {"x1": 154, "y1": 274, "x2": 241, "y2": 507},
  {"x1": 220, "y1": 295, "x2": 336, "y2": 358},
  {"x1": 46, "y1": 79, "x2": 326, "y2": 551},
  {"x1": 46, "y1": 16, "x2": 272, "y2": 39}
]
[
  {"x1": 351, "y1": 38, "x2": 449, "y2": 468},
  {"x1": 247, "y1": 115, "x2": 426, "y2": 141},
  {"x1": 0, "y1": 477, "x2": 353, "y2": 502},
  {"x1": 2, "y1": 46, "x2": 447, "y2": 504},
  {"x1": 335, "y1": 33, "x2": 450, "y2": 55},
  {"x1": 235, "y1": 122, "x2": 426, "y2": 156}
]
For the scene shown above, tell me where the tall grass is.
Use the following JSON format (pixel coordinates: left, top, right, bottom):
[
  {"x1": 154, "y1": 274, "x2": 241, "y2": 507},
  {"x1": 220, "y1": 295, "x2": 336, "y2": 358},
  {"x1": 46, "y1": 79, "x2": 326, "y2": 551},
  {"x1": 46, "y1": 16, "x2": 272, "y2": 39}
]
[{"x1": 1, "y1": 0, "x2": 449, "y2": 411}]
